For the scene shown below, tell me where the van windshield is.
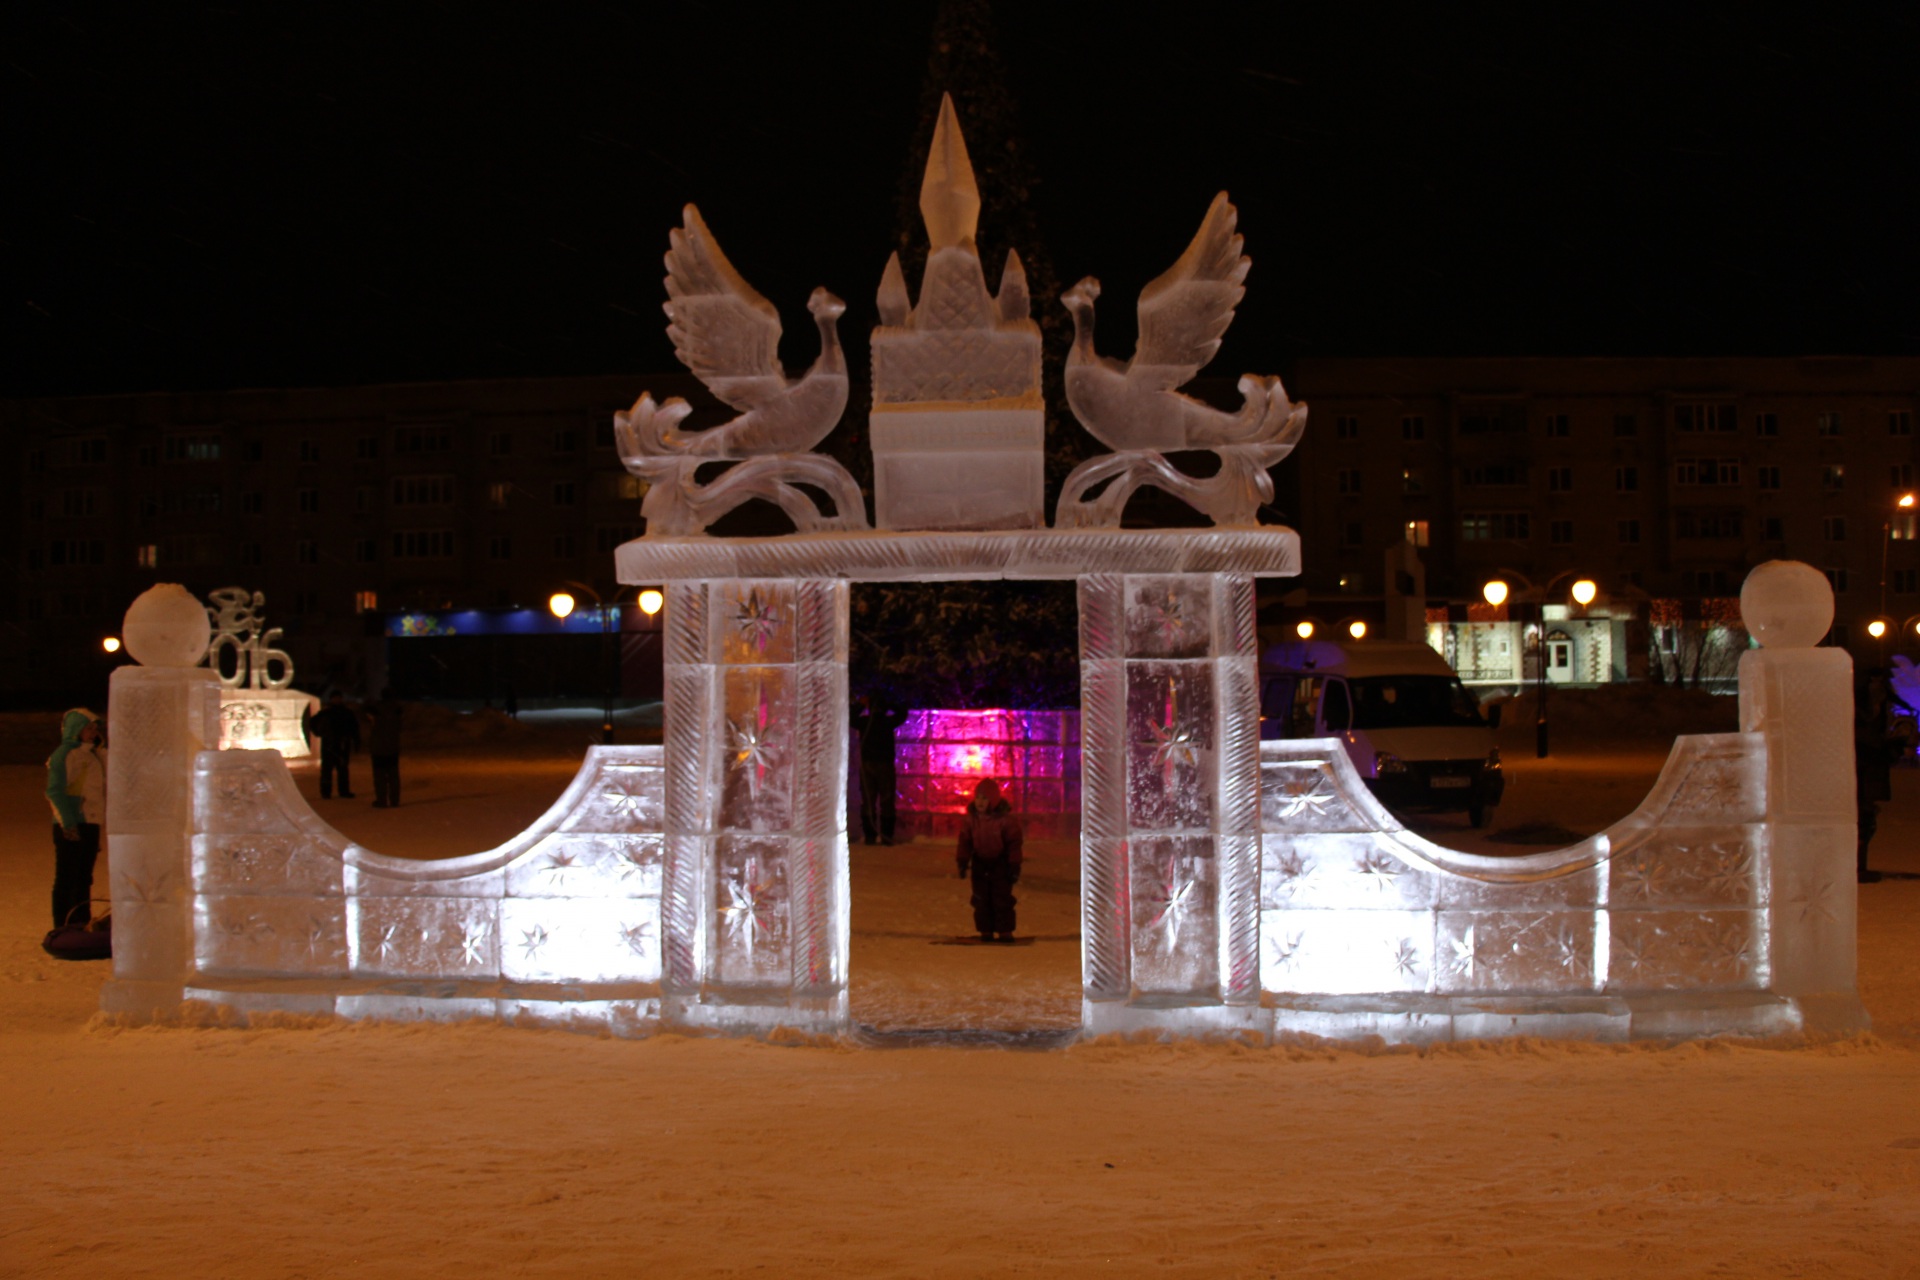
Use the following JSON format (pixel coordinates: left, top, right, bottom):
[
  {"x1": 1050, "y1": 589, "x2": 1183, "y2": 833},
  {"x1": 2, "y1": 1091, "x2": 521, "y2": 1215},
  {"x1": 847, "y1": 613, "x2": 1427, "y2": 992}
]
[{"x1": 1347, "y1": 676, "x2": 1486, "y2": 730}]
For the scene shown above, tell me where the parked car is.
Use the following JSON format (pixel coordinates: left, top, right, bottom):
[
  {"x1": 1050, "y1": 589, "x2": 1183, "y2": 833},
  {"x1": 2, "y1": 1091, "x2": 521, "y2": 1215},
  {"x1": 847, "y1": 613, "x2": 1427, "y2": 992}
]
[{"x1": 1260, "y1": 639, "x2": 1505, "y2": 827}]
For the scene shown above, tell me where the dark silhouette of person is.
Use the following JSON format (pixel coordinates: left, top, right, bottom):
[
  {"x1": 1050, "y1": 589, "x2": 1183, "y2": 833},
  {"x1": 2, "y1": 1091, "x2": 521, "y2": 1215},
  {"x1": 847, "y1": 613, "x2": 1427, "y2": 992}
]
[
  {"x1": 853, "y1": 696, "x2": 908, "y2": 845},
  {"x1": 366, "y1": 689, "x2": 405, "y2": 808},
  {"x1": 956, "y1": 778, "x2": 1022, "y2": 942},
  {"x1": 309, "y1": 691, "x2": 361, "y2": 799},
  {"x1": 45, "y1": 708, "x2": 106, "y2": 928},
  {"x1": 1855, "y1": 667, "x2": 1908, "y2": 883}
]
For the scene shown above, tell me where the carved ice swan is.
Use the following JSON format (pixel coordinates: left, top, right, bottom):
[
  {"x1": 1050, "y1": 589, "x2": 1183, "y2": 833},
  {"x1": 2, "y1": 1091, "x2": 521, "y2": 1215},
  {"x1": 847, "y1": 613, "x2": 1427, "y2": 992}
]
[
  {"x1": 615, "y1": 205, "x2": 867, "y2": 536},
  {"x1": 1054, "y1": 193, "x2": 1307, "y2": 528}
]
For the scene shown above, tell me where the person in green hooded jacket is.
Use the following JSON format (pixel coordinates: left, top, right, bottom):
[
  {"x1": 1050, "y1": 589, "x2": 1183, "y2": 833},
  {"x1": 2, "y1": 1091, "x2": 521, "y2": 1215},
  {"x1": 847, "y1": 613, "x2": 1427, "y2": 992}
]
[{"x1": 46, "y1": 708, "x2": 106, "y2": 928}]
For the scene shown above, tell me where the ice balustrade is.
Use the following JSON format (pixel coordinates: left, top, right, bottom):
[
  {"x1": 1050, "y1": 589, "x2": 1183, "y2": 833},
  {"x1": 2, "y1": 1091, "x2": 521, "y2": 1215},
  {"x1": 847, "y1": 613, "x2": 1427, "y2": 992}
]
[{"x1": 99, "y1": 97, "x2": 1866, "y2": 1042}]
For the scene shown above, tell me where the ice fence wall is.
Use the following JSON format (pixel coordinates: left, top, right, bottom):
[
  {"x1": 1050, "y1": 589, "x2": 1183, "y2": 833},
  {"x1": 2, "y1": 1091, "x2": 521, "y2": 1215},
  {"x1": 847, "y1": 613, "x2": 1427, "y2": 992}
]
[{"x1": 104, "y1": 552, "x2": 1866, "y2": 1042}]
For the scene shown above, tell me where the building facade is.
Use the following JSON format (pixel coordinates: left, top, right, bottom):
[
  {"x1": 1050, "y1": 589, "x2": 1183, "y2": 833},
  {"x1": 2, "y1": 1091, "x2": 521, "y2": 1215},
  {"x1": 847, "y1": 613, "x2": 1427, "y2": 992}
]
[{"x1": 7, "y1": 357, "x2": 1919, "y2": 702}]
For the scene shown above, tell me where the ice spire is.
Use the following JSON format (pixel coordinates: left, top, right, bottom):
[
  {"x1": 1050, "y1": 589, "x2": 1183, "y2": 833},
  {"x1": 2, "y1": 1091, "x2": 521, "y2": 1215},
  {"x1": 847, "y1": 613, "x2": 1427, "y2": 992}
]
[
  {"x1": 996, "y1": 248, "x2": 1030, "y2": 323},
  {"x1": 918, "y1": 93, "x2": 980, "y2": 251},
  {"x1": 877, "y1": 252, "x2": 911, "y2": 327}
]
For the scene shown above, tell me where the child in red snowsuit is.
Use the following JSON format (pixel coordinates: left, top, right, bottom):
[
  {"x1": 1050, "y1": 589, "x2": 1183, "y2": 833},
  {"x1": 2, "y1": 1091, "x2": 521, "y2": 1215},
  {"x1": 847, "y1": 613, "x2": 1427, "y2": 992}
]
[{"x1": 956, "y1": 778, "x2": 1023, "y2": 942}]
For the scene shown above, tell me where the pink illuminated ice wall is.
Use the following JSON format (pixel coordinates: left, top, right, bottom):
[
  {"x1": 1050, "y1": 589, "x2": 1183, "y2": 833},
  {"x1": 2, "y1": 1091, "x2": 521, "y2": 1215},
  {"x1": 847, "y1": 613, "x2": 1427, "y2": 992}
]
[{"x1": 891, "y1": 709, "x2": 1081, "y2": 840}]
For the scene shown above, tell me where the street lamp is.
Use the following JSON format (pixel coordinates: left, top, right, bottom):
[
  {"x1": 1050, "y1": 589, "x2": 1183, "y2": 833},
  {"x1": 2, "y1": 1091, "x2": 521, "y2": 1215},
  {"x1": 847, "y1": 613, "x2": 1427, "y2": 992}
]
[
  {"x1": 1481, "y1": 569, "x2": 1594, "y2": 759},
  {"x1": 1295, "y1": 620, "x2": 1316, "y2": 639},
  {"x1": 548, "y1": 581, "x2": 633, "y2": 744},
  {"x1": 1346, "y1": 619, "x2": 1368, "y2": 640},
  {"x1": 101, "y1": 636, "x2": 122, "y2": 654},
  {"x1": 1880, "y1": 491, "x2": 1918, "y2": 620}
]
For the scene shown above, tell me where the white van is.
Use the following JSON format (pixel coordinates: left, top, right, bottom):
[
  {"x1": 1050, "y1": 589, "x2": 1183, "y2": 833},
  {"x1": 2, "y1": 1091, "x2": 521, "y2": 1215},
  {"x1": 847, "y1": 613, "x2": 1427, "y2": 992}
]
[{"x1": 1259, "y1": 639, "x2": 1505, "y2": 828}]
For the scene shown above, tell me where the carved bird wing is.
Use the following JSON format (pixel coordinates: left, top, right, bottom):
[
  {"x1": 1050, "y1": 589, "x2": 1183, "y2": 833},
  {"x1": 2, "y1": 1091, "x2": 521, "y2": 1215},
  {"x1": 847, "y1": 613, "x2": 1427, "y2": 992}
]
[
  {"x1": 663, "y1": 205, "x2": 787, "y2": 412},
  {"x1": 1127, "y1": 192, "x2": 1249, "y2": 394}
]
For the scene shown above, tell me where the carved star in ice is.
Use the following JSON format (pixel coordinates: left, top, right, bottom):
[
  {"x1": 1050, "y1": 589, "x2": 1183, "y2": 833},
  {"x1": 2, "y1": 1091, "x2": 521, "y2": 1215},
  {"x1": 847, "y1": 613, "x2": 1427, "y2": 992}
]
[
  {"x1": 1612, "y1": 929, "x2": 1650, "y2": 978},
  {"x1": 620, "y1": 920, "x2": 655, "y2": 956},
  {"x1": 305, "y1": 914, "x2": 332, "y2": 958},
  {"x1": 520, "y1": 924, "x2": 550, "y2": 957},
  {"x1": 1701, "y1": 845, "x2": 1753, "y2": 900},
  {"x1": 123, "y1": 871, "x2": 172, "y2": 904},
  {"x1": 1705, "y1": 921, "x2": 1751, "y2": 978},
  {"x1": 455, "y1": 921, "x2": 489, "y2": 966},
  {"x1": 1143, "y1": 678, "x2": 1199, "y2": 790},
  {"x1": 600, "y1": 774, "x2": 654, "y2": 827},
  {"x1": 1799, "y1": 877, "x2": 1839, "y2": 926},
  {"x1": 1618, "y1": 854, "x2": 1670, "y2": 902},
  {"x1": 1267, "y1": 931, "x2": 1304, "y2": 971},
  {"x1": 1356, "y1": 852, "x2": 1403, "y2": 890},
  {"x1": 1391, "y1": 939, "x2": 1421, "y2": 981},
  {"x1": 729, "y1": 693, "x2": 778, "y2": 801},
  {"x1": 377, "y1": 922, "x2": 403, "y2": 960},
  {"x1": 1143, "y1": 588, "x2": 1193, "y2": 648},
  {"x1": 542, "y1": 848, "x2": 581, "y2": 887},
  {"x1": 720, "y1": 860, "x2": 779, "y2": 961},
  {"x1": 732, "y1": 587, "x2": 782, "y2": 654},
  {"x1": 217, "y1": 913, "x2": 249, "y2": 939},
  {"x1": 616, "y1": 845, "x2": 656, "y2": 885},
  {"x1": 1273, "y1": 767, "x2": 1338, "y2": 819},
  {"x1": 1447, "y1": 926, "x2": 1478, "y2": 979},
  {"x1": 1270, "y1": 847, "x2": 1310, "y2": 888},
  {"x1": 1142, "y1": 857, "x2": 1199, "y2": 953},
  {"x1": 1549, "y1": 925, "x2": 1590, "y2": 980}
]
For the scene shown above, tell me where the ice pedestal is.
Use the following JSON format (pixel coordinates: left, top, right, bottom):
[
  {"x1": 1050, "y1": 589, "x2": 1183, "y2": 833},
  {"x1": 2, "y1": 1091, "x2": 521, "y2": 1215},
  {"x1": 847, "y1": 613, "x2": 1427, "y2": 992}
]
[{"x1": 101, "y1": 664, "x2": 223, "y2": 1017}]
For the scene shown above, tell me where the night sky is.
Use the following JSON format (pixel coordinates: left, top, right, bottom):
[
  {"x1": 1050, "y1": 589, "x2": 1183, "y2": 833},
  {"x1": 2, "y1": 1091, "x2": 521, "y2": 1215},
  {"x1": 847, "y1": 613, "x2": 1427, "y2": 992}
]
[{"x1": 5, "y1": 3, "x2": 1918, "y2": 399}]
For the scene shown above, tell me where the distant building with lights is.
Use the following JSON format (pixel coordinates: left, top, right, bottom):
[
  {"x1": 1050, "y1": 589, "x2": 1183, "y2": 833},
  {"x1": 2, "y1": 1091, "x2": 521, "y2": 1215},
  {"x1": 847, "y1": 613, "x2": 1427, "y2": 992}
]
[{"x1": 6, "y1": 356, "x2": 1919, "y2": 703}]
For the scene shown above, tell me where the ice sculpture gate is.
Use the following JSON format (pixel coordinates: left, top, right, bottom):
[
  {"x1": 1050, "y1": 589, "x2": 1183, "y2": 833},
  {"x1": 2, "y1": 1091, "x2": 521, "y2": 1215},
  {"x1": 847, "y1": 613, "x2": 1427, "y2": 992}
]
[{"x1": 97, "y1": 96, "x2": 1867, "y2": 1043}]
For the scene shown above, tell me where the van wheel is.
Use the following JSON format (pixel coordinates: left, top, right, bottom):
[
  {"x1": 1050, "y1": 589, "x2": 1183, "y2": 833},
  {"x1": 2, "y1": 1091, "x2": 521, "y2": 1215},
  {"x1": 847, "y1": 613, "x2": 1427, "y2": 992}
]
[{"x1": 1468, "y1": 804, "x2": 1489, "y2": 829}]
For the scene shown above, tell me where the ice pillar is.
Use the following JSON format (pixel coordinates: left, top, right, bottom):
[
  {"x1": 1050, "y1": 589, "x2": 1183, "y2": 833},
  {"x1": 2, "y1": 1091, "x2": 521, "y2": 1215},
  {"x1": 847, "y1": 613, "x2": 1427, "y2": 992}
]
[
  {"x1": 660, "y1": 578, "x2": 850, "y2": 1033},
  {"x1": 100, "y1": 664, "x2": 222, "y2": 1018},
  {"x1": 1079, "y1": 572, "x2": 1263, "y2": 1035},
  {"x1": 1736, "y1": 559, "x2": 1869, "y2": 1033}
]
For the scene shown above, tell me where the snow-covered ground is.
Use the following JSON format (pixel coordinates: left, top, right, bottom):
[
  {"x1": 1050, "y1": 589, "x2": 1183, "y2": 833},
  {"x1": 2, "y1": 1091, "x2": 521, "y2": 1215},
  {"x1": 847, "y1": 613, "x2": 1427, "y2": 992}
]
[{"x1": 4, "y1": 709, "x2": 1919, "y2": 1277}]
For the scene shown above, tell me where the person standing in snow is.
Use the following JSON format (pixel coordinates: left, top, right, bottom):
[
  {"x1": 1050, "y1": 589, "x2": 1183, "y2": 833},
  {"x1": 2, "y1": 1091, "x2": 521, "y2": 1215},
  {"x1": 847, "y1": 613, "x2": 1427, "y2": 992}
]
[
  {"x1": 366, "y1": 689, "x2": 404, "y2": 808},
  {"x1": 46, "y1": 708, "x2": 107, "y2": 928},
  {"x1": 956, "y1": 777, "x2": 1022, "y2": 942},
  {"x1": 308, "y1": 690, "x2": 361, "y2": 800},
  {"x1": 853, "y1": 696, "x2": 909, "y2": 845}
]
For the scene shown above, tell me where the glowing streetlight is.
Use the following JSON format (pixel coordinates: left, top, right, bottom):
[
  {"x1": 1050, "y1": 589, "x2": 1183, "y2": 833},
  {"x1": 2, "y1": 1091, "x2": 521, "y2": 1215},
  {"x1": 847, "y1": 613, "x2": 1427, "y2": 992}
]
[
  {"x1": 1868, "y1": 618, "x2": 1889, "y2": 639},
  {"x1": 1482, "y1": 580, "x2": 1510, "y2": 607},
  {"x1": 548, "y1": 592, "x2": 576, "y2": 621},
  {"x1": 1570, "y1": 579, "x2": 1598, "y2": 607},
  {"x1": 1902, "y1": 493, "x2": 1917, "y2": 509},
  {"x1": 638, "y1": 589, "x2": 664, "y2": 616},
  {"x1": 101, "y1": 636, "x2": 121, "y2": 654},
  {"x1": 1347, "y1": 619, "x2": 1368, "y2": 640},
  {"x1": 1295, "y1": 620, "x2": 1315, "y2": 640}
]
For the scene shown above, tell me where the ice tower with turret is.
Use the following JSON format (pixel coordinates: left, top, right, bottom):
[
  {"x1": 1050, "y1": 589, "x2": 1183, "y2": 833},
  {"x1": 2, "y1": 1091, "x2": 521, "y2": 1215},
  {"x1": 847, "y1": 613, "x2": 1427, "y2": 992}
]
[{"x1": 868, "y1": 95, "x2": 1046, "y2": 530}]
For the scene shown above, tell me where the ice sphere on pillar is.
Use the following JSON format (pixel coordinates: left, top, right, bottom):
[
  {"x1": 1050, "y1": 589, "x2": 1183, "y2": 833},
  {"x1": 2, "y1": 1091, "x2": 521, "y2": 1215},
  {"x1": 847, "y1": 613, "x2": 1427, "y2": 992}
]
[{"x1": 868, "y1": 94, "x2": 1045, "y2": 532}]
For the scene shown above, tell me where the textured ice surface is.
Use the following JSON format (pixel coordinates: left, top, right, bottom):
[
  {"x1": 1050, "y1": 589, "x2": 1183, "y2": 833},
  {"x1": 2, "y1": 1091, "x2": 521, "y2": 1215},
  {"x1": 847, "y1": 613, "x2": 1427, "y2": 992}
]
[{"x1": 870, "y1": 95, "x2": 1043, "y2": 531}]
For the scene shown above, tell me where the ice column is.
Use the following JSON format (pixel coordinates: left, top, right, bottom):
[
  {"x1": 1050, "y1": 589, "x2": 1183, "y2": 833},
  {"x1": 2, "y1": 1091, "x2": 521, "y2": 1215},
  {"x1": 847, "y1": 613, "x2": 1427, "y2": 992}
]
[
  {"x1": 101, "y1": 662, "x2": 222, "y2": 1017},
  {"x1": 1080, "y1": 572, "x2": 1262, "y2": 1033},
  {"x1": 1736, "y1": 561, "x2": 1869, "y2": 1031},
  {"x1": 660, "y1": 578, "x2": 849, "y2": 1032}
]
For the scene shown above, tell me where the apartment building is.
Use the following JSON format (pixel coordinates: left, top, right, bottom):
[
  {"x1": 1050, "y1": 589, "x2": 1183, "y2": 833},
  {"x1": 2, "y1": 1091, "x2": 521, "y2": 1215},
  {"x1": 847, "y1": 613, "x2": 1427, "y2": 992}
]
[
  {"x1": 1286, "y1": 357, "x2": 1920, "y2": 661},
  {"x1": 7, "y1": 357, "x2": 1917, "y2": 703}
]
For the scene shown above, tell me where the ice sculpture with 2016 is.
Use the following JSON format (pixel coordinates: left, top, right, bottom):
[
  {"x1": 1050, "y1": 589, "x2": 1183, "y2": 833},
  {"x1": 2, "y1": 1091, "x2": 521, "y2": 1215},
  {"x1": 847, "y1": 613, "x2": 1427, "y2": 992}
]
[{"x1": 103, "y1": 101, "x2": 1866, "y2": 1042}]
